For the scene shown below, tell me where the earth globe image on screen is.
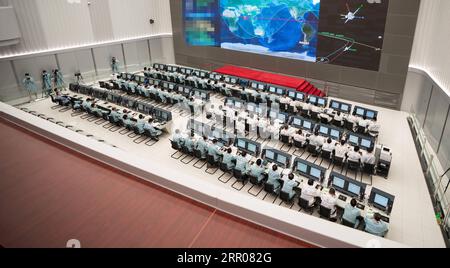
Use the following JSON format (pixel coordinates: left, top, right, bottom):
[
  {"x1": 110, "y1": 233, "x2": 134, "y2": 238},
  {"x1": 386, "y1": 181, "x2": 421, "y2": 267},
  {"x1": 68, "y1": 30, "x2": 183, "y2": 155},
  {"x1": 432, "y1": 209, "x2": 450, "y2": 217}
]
[{"x1": 220, "y1": 0, "x2": 320, "y2": 60}]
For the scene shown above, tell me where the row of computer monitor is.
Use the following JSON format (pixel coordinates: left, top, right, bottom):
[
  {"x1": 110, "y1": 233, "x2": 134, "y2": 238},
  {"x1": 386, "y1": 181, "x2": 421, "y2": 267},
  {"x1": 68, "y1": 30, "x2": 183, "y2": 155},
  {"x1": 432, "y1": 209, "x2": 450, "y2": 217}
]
[{"x1": 70, "y1": 83, "x2": 172, "y2": 122}]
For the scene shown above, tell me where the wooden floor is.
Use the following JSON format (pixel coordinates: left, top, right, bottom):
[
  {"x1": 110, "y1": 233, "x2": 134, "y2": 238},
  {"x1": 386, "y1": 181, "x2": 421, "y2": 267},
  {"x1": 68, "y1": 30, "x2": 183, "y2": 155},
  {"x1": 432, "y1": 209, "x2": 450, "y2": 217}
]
[{"x1": 0, "y1": 117, "x2": 313, "y2": 248}]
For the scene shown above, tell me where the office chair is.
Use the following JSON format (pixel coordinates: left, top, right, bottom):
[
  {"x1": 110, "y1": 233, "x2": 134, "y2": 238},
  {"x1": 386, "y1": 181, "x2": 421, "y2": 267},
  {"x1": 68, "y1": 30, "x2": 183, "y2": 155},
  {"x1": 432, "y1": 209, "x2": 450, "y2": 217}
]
[
  {"x1": 287, "y1": 105, "x2": 296, "y2": 114},
  {"x1": 206, "y1": 154, "x2": 218, "y2": 167},
  {"x1": 342, "y1": 218, "x2": 356, "y2": 228},
  {"x1": 363, "y1": 163, "x2": 375, "y2": 175},
  {"x1": 241, "y1": 94, "x2": 249, "y2": 102},
  {"x1": 321, "y1": 150, "x2": 332, "y2": 160},
  {"x1": 300, "y1": 109, "x2": 309, "y2": 118},
  {"x1": 280, "y1": 103, "x2": 288, "y2": 112},
  {"x1": 343, "y1": 120, "x2": 354, "y2": 131},
  {"x1": 248, "y1": 175, "x2": 262, "y2": 185},
  {"x1": 99, "y1": 81, "x2": 106, "y2": 88},
  {"x1": 319, "y1": 205, "x2": 332, "y2": 220},
  {"x1": 293, "y1": 140, "x2": 305, "y2": 150},
  {"x1": 280, "y1": 135, "x2": 291, "y2": 144},
  {"x1": 356, "y1": 125, "x2": 367, "y2": 134},
  {"x1": 249, "y1": 95, "x2": 256, "y2": 103},
  {"x1": 333, "y1": 155, "x2": 344, "y2": 166},
  {"x1": 280, "y1": 190, "x2": 295, "y2": 204},
  {"x1": 193, "y1": 149, "x2": 205, "y2": 159},
  {"x1": 298, "y1": 197, "x2": 314, "y2": 214},
  {"x1": 219, "y1": 162, "x2": 232, "y2": 173},
  {"x1": 256, "y1": 96, "x2": 263, "y2": 104},
  {"x1": 263, "y1": 181, "x2": 279, "y2": 196},
  {"x1": 233, "y1": 169, "x2": 247, "y2": 184},
  {"x1": 307, "y1": 144, "x2": 319, "y2": 157},
  {"x1": 320, "y1": 117, "x2": 328, "y2": 124},
  {"x1": 347, "y1": 159, "x2": 361, "y2": 173},
  {"x1": 332, "y1": 119, "x2": 343, "y2": 128},
  {"x1": 310, "y1": 111, "x2": 319, "y2": 121}
]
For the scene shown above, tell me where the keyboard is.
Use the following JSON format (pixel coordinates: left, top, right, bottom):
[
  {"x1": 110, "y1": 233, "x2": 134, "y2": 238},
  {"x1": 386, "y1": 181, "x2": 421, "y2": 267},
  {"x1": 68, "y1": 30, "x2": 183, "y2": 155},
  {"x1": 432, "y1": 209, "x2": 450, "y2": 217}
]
[{"x1": 356, "y1": 203, "x2": 365, "y2": 210}]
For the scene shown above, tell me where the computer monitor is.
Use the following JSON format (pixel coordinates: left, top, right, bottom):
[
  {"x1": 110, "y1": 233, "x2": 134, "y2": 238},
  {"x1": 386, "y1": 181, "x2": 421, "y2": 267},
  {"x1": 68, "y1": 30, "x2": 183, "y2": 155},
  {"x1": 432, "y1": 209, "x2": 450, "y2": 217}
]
[
  {"x1": 128, "y1": 100, "x2": 134, "y2": 107},
  {"x1": 209, "y1": 74, "x2": 214, "y2": 79},
  {"x1": 374, "y1": 194, "x2": 389, "y2": 208},
  {"x1": 265, "y1": 150, "x2": 275, "y2": 160},
  {"x1": 330, "y1": 129, "x2": 340, "y2": 139},
  {"x1": 297, "y1": 162, "x2": 308, "y2": 173},
  {"x1": 361, "y1": 139, "x2": 372, "y2": 149},
  {"x1": 247, "y1": 105, "x2": 254, "y2": 112},
  {"x1": 348, "y1": 183, "x2": 361, "y2": 196},
  {"x1": 237, "y1": 139, "x2": 246, "y2": 149},
  {"x1": 331, "y1": 101, "x2": 339, "y2": 109},
  {"x1": 184, "y1": 88, "x2": 190, "y2": 94},
  {"x1": 178, "y1": 86, "x2": 184, "y2": 93},
  {"x1": 319, "y1": 126, "x2": 328, "y2": 135},
  {"x1": 356, "y1": 108, "x2": 364, "y2": 116},
  {"x1": 269, "y1": 86, "x2": 276, "y2": 93},
  {"x1": 107, "y1": 94, "x2": 114, "y2": 101},
  {"x1": 258, "y1": 84, "x2": 265, "y2": 90},
  {"x1": 349, "y1": 135, "x2": 359, "y2": 144},
  {"x1": 138, "y1": 103, "x2": 144, "y2": 111},
  {"x1": 251, "y1": 82, "x2": 257, "y2": 88},
  {"x1": 366, "y1": 111, "x2": 375, "y2": 119},
  {"x1": 303, "y1": 121, "x2": 312, "y2": 129},
  {"x1": 169, "y1": 84, "x2": 175, "y2": 90},
  {"x1": 310, "y1": 167, "x2": 321, "y2": 179},
  {"x1": 231, "y1": 78, "x2": 237, "y2": 84},
  {"x1": 225, "y1": 77, "x2": 230, "y2": 83},
  {"x1": 293, "y1": 118, "x2": 301, "y2": 126},
  {"x1": 277, "y1": 89, "x2": 283, "y2": 95},
  {"x1": 277, "y1": 154, "x2": 287, "y2": 165},
  {"x1": 288, "y1": 91, "x2": 296, "y2": 98},
  {"x1": 341, "y1": 104, "x2": 349, "y2": 112},
  {"x1": 201, "y1": 93, "x2": 207, "y2": 99},
  {"x1": 248, "y1": 143, "x2": 257, "y2": 153},
  {"x1": 163, "y1": 82, "x2": 168, "y2": 88},
  {"x1": 332, "y1": 177, "x2": 345, "y2": 189},
  {"x1": 215, "y1": 75, "x2": 221, "y2": 80},
  {"x1": 296, "y1": 93, "x2": 304, "y2": 100},
  {"x1": 235, "y1": 102, "x2": 242, "y2": 108},
  {"x1": 278, "y1": 114, "x2": 286, "y2": 122},
  {"x1": 309, "y1": 96, "x2": 317, "y2": 103},
  {"x1": 318, "y1": 98, "x2": 325, "y2": 106}
]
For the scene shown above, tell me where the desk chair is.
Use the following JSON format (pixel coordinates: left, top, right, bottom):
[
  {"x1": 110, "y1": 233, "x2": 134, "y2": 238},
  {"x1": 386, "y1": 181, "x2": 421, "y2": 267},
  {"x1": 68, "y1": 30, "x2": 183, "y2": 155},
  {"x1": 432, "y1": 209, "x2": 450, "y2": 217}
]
[
  {"x1": 320, "y1": 117, "x2": 329, "y2": 124},
  {"x1": 287, "y1": 105, "x2": 296, "y2": 114},
  {"x1": 249, "y1": 95, "x2": 256, "y2": 103},
  {"x1": 299, "y1": 197, "x2": 314, "y2": 214},
  {"x1": 319, "y1": 205, "x2": 332, "y2": 220},
  {"x1": 356, "y1": 125, "x2": 367, "y2": 134},
  {"x1": 241, "y1": 94, "x2": 249, "y2": 102},
  {"x1": 280, "y1": 134, "x2": 291, "y2": 144},
  {"x1": 206, "y1": 154, "x2": 218, "y2": 168},
  {"x1": 280, "y1": 190, "x2": 296, "y2": 204},
  {"x1": 219, "y1": 162, "x2": 232, "y2": 173},
  {"x1": 347, "y1": 159, "x2": 360, "y2": 171},
  {"x1": 144, "y1": 129, "x2": 159, "y2": 141},
  {"x1": 263, "y1": 181, "x2": 280, "y2": 196},
  {"x1": 307, "y1": 144, "x2": 320, "y2": 157},
  {"x1": 342, "y1": 218, "x2": 356, "y2": 228},
  {"x1": 333, "y1": 155, "x2": 344, "y2": 166},
  {"x1": 256, "y1": 96, "x2": 263, "y2": 104},
  {"x1": 344, "y1": 120, "x2": 354, "y2": 131},
  {"x1": 280, "y1": 103, "x2": 288, "y2": 112},
  {"x1": 300, "y1": 109, "x2": 309, "y2": 118},
  {"x1": 362, "y1": 163, "x2": 375, "y2": 175},
  {"x1": 310, "y1": 111, "x2": 319, "y2": 121},
  {"x1": 321, "y1": 150, "x2": 332, "y2": 161},
  {"x1": 332, "y1": 119, "x2": 343, "y2": 128},
  {"x1": 293, "y1": 140, "x2": 305, "y2": 150},
  {"x1": 232, "y1": 169, "x2": 248, "y2": 191}
]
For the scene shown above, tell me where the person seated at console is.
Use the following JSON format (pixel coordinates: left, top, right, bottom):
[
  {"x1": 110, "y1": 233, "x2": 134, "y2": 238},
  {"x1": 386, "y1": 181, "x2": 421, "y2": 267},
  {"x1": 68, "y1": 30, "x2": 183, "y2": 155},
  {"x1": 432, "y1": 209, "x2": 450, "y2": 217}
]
[
  {"x1": 293, "y1": 130, "x2": 307, "y2": 147},
  {"x1": 368, "y1": 117, "x2": 381, "y2": 138},
  {"x1": 135, "y1": 114, "x2": 147, "y2": 134},
  {"x1": 207, "y1": 139, "x2": 222, "y2": 161},
  {"x1": 221, "y1": 148, "x2": 236, "y2": 170},
  {"x1": 249, "y1": 159, "x2": 265, "y2": 183},
  {"x1": 195, "y1": 136, "x2": 209, "y2": 158},
  {"x1": 308, "y1": 131, "x2": 324, "y2": 150},
  {"x1": 222, "y1": 84, "x2": 232, "y2": 97},
  {"x1": 181, "y1": 133, "x2": 195, "y2": 152},
  {"x1": 364, "y1": 213, "x2": 389, "y2": 237},
  {"x1": 320, "y1": 188, "x2": 338, "y2": 220},
  {"x1": 109, "y1": 108, "x2": 121, "y2": 123},
  {"x1": 300, "y1": 179, "x2": 321, "y2": 207},
  {"x1": 281, "y1": 173, "x2": 298, "y2": 199},
  {"x1": 280, "y1": 95, "x2": 292, "y2": 105},
  {"x1": 347, "y1": 146, "x2": 362, "y2": 163},
  {"x1": 172, "y1": 129, "x2": 184, "y2": 147},
  {"x1": 362, "y1": 147, "x2": 376, "y2": 165},
  {"x1": 81, "y1": 98, "x2": 93, "y2": 111},
  {"x1": 121, "y1": 114, "x2": 135, "y2": 130},
  {"x1": 235, "y1": 151, "x2": 250, "y2": 174},
  {"x1": 319, "y1": 112, "x2": 332, "y2": 123},
  {"x1": 144, "y1": 118, "x2": 162, "y2": 140},
  {"x1": 266, "y1": 164, "x2": 281, "y2": 191},
  {"x1": 322, "y1": 138, "x2": 336, "y2": 154},
  {"x1": 357, "y1": 116, "x2": 370, "y2": 132},
  {"x1": 334, "y1": 111, "x2": 344, "y2": 126},
  {"x1": 343, "y1": 198, "x2": 362, "y2": 228},
  {"x1": 334, "y1": 139, "x2": 349, "y2": 160},
  {"x1": 280, "y1": 125, "x2": 294, "y2": 142},
  {"x1": 90, "y1": 103, "x2": 107, "y2": 118}
]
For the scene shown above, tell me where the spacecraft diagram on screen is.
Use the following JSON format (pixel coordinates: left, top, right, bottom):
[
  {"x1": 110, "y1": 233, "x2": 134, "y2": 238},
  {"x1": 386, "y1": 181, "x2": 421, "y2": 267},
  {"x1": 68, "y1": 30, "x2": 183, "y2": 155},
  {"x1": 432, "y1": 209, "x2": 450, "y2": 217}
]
[{"x1": 341, "y1": 3, "x2": 365, "y2": 24}]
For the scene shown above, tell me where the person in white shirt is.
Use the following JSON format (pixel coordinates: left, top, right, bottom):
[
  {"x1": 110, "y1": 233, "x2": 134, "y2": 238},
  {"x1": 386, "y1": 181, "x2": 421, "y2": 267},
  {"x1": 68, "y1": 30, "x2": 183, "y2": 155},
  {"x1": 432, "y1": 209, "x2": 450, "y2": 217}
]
[
  {"x1": 293, "y1": 130, "x2": 307, "y2": 146},
  {"x1": 267, "y1": 121, "x2": 281, "y2": 140},
  {"x1": 334, "y1": 111, "x2": 344, "y2": 126},
  {"x1": 235, "y1": 117, "x2": 246, "y2": 137},
  {"x1": 320, "y1": 188, "x2": 338, "y2": 219},
  {"x1": 246, "y1": 114, "x2": 258, "y2": 133},
  {"x1": 361, "y1": 147, "x2": 376, "y2": 165},
  {"x1": 301, "y1": 101, "x2": 311, "y2": 112},
  {"x1": 309, "y1": 132, "x2": 324, "y2": 148},
  {"x1": 347, "y1": 146, "x2": 362, "y2": 162},
  {"x1": 310, "y1": 104, "x2": 323, "y2": 114},
  {"x1": 322, "y1": 138, "x2": 336, "y2": 153},
  {"x1": 290, "y1": 100, "x2": 302, "y2": 112},
  {"x1": 334, "y1": 139, "x2": 349, "y2": 159},
  {"x1": 368, "y1": 117, "x2": 381, "y2": 137},
  {"x1": 281, "y1": 173, "x2": 298, "y2": 199},
  {"x1": 214, "y1": 105, "x2": 224, "y2": 118},
  {"x1": 345, "y1": 114, "x2": 359, "y2": 130},
  {"x1": 280, "y1": 95, "x2": 292, "y2": 105},
  {"x1": 319, "y1": 112, "x2": 332, "y2": 123},
  {"x1": 358, "y1": 115, "x2": 370, "y2": 128},
  {"x1": 300, "y1": 179, "x2": 321, "y2": 207}
]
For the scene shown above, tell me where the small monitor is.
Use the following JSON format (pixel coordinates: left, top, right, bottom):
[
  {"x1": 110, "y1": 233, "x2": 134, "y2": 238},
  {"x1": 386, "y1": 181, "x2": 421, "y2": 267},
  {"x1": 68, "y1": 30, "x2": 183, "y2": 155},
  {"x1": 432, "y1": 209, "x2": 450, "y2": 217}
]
[
  {"x1": 169, "y1": 84, "x2": 175, "y2": 90},
  {"x1": 138, "y1": 104, "x2": 144, "y2": 110},
  {"x1": 303, "y1": 121, "x2": 312, "y2": 129},
  {"x1": 296, "y1": 93, "x2": 304, "y2": 100},
  {"x1": 349, "y1": 135, "x2": 359, "y2": 144},
  {"x1": 348, "y1": 183, "x2": 361, "y2": 196},
  {"x1": 107, "y1": 94, "x2": 113, "y2": 101},
  {"x1": 331, "y1": 101, "x2": 339, "y2": 109},
  {"x1": 366, "y1": 111, "x2": 375, "y2": 119},
  {"x1": 237, "y1": 139, "x2": 246, "y2": 149},
  {"x1": 251, "y1": 82, "x2": 257, "y2": 88},
  {"x1": 330, "y1": 129, "x2": 340, "y2": 139},
  {"x1": 288, "y1": 91, "x2": 296, "y2": 98},
  {"x1": 184, "y1": 88, "x2": 190, "y2": 94},
  {"x1": 309, "y1": 96, "x2": 317, "y2": 103},
  {"x1": 356, "y1": 108, "x2": 364, "y2": 116},
  {"x1": 235, "y1": 102, "x2": 242, "y2": 108},
  {"x1": 225, "y1": 77, "x2": 230, "y2": 83},
  {"x1": 341, "y1": 104, "x2": 349, "y2": 112},
  {"x1": 209, "y1": 74, "x2": 214, "y2": 79},
  {"x1": 277, "y1": 89, "x2": 283, "y2": 95},
  {"x1": 248, "y1": 143, "x2": 257, "y2": 153},
  {"x1": 318, "y1": 98, "x2": 325, "y2": 106},
  {"x1": 310, "y1": 167, "x2": 321, "y2": 179},
  {"x1": 361, "y1": 139, "x2": 372, "y2": 149},
  {"x1": 298, "y1": 162, "x2": 308, "y2": 173},
  {"x1": 178, "y1": 87, "x2": 184, "y2": 92},
  {"x1": 319, "y1": 126, "x2": 328, "y2": 135},
  {"x1": 293, "y1": 118, "x2": 302, "y2": 126},
  {"x1": 128, "y1": 100, "x2": 134, "y2": 107},
  {"x1": 215, "y1": 75, "x2": 221, "y2": 80},
  {"x1": 231, "y1": 78, "x2": 237, "y2": 84},
  {"x1": 277, "y1": 154, "x2": 287, "y2": 165},
  {"x1": 258, "y1": 84, "x2": 265, "y2": 90},
  {"x1": 332, "y1": 177, "x2": 345, "y2": 189},
  {"x1": 278, "y1": 114, "x2": 286, "y2": 122},
  {"x1": 374, "y1": 194, "x2": 389, "y2": 208},
  {"x1": 265, "y1": 150, "x2": 275, "y2": 160},
  {"x1": 201, "y1": 93, "x2": 207, "y2": 99},
  {"x1": 163, "y1": 82, "x2": 168, "y2": 88},
  {"x1": 247, "y1": 105, "x2": 254, "y2": 112},
  {"x1": 269, "y1": 86, "x2": 276, "y2": 93}
]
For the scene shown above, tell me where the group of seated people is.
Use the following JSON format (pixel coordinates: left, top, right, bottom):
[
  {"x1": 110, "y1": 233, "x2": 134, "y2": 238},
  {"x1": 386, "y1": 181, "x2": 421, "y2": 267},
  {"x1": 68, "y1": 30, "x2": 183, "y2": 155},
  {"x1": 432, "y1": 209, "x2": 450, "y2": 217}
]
[
  {"x1": 300, "y1": 179, "x2": 389, "y2": 237},
  {"x1": 52, "y1": 90, "x2": 163, "y2": 140}
]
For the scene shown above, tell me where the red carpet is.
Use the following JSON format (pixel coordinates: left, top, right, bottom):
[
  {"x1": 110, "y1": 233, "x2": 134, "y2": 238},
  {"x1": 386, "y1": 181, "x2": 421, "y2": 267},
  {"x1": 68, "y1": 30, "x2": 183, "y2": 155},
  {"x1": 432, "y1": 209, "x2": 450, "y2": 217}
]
[{"x1": 214, "y1": 65, "x2": 326, "y2": 97}]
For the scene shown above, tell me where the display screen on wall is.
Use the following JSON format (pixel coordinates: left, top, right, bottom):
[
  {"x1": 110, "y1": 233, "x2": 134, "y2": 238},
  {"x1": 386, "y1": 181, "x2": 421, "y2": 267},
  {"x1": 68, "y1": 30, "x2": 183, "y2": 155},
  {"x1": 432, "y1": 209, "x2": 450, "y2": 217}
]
[{"x1": 183, "y1": 0, "x2": 389, "y2": 71}]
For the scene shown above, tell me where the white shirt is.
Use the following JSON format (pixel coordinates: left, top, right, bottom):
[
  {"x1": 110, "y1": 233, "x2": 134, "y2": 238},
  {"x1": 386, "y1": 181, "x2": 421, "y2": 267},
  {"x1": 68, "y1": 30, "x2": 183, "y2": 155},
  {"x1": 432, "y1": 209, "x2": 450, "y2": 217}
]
[
  {"x1": 293, "y1": 133, "x2": 307, "y2": 143},
  {"x1": 320, "y1": 192, "x2": 338, "y2": 217},
  {"x1": 280, "y1": 128, "x2": 293, "y2": 137},
  {"x1": 311, "y1": 105, "x2": 322, "y2": 113},
  {"x1": 302, "y1": 103, "x2": 311, "y2": 111},
  {"x1": 301, "y1": 184, "x2": 321, "y2": 206},
  {"x1": 334, "y1": 114, "x2": 343, "y2": 121},
  {"x1": 368, "y1": 122, "x2": 380, "y2": 132},
  {"x1": 309, "y1": 135, "x2": 324, "y2": 147},
  {"x1": 322, "y1": 142, "x2": 335, "y2": 152},
  {"x1": 280, "y1": 97, "x2": 292, "y2": 104},
  {"x1": 358, "y1": 119, "x2": 370, "y2": 128},
  {"x1": 347, "y1": 150, "x2": 362, "y2": 162},
  {"x1": 335, "y1": 144, "x2": 349, "y2": 158},
  {"x1": 361, "y1": 152, "x2": 376, "y2": 165}
]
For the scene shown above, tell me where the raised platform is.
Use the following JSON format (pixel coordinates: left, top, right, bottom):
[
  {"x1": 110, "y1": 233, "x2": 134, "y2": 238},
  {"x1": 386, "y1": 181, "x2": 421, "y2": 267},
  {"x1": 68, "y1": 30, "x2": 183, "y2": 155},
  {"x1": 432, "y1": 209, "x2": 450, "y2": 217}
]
[{"x1": 214, "y1": 65, "x2": 326, "y2": 97}]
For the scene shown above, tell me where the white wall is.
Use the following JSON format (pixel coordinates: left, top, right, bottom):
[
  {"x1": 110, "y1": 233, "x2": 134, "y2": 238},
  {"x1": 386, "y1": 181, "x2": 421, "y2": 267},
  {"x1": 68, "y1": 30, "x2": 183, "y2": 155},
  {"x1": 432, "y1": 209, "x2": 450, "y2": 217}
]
[
  {"x1": 409, "y1": 0, "x2": 450, "y2": 96},
  {"x1": 0, "y1": 0, "x2": 172, "y2": 58}
]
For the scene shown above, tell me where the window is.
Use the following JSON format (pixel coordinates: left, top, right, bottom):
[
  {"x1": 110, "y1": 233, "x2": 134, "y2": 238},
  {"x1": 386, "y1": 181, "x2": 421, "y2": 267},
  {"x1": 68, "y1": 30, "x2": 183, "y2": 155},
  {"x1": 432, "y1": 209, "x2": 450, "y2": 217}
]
[
  {"x1": 265, "y1": 150, "x2": 275, "y2": 160},
  {"x1": 333, "y1": 177, "x2": 345, "y2": 189},
  {"x1": 348, "y1": 183, "x2": 361, "y2": 196},
  {"x1": 374, "y1": 194, "x2": 389, "y2": 208}
]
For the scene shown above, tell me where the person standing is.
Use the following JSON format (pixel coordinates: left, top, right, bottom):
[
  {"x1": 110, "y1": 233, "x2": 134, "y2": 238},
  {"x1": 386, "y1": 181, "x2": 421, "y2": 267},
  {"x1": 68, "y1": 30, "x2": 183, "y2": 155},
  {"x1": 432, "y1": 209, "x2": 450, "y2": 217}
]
[
  {"x1": 22, "y1": 73, "x2": 38, "y2": 101},
  {"x1": 42, "y1": 70, "x2": 52, "y2": 97},
  {"x1": 111, "y1": 57, "x2": 119, "y2": 74},
  {"x1": 53, "y1": 69, "x2": 66, "y2": 91}
]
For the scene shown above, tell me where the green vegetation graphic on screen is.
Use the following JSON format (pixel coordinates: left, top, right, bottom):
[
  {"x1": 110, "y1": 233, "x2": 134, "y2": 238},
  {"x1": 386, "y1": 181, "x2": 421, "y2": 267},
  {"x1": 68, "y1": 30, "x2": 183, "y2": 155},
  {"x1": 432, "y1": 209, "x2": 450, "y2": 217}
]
[{"x1": 183, "y1": 0, "x2": 390, "y2": 71}]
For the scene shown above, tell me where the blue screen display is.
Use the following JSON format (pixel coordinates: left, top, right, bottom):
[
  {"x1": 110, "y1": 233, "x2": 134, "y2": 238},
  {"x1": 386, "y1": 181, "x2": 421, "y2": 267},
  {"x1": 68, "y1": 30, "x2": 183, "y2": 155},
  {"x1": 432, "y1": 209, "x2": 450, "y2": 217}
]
[
  {"x1": 310, "y1": 167, "x2": 321, "y2": 178},
  {"x1": 348, "y1": 183, "x2": 361, "y2": 196},
  {"x1": 333, "y1": 177, "x2": 345, "y2": 189},
  {"x1": 366, "y1": 111, "x2": 375, "y2": 119},
  {"x1": 298, "y1": 162, "x2": 308, "y2": 173},
  {"x1": 265, "y1": 150, "x2": 275, "y2": 160},
  {"x1": 349, "y1": 135, "x2": 359, "y2": 144},
  {"x1": 374, "y1": 194, "x2": 389, "y2": 208}
]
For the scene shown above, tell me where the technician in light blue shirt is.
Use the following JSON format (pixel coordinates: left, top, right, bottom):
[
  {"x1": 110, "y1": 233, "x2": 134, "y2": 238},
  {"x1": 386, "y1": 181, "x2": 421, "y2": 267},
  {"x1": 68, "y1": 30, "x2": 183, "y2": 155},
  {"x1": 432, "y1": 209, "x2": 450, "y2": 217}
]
[
  {"x1": 234, "y1": 151, "x2": 249, "y2": 174},
  {"x1": 249, "y1": 159, "x2": 266, "y2": 183},
  {"x1": 109, "y1": 108, "x2": 120, "y2": 123},
  {"x1": 183, "y1": 133, "x2": 195, "y2": 153},
  {"x1": 266, "y1": 164, "x2": 281, "y2": 190},
  {"x1": 364, "y1": 213, "x2": 389, "y2": 237},
  {"x1": 207, "y1": 139, "x2": 222, "y2": 162},
  {"x1": 196, "y1": 136, "x2": 209, "y2": 158},
  {"x1": 281, "y1": 173, "x2": 297, "y2": 199},
  {"x1": 172, "y1": 129, "x2": 184, "y2": 147},
  {"x1": 135, "y1": 114, "x2": 146, "y2": 134},
  {"x1": 222, "y1": 148, "x2": 236, "y2": 170},
  {"x1": 343, "y1": 199, "x2": 362, "y2": 228}
]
